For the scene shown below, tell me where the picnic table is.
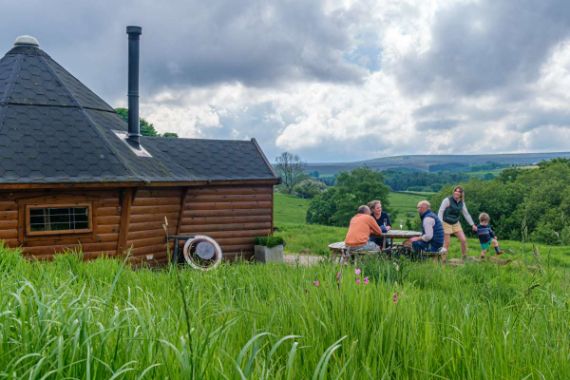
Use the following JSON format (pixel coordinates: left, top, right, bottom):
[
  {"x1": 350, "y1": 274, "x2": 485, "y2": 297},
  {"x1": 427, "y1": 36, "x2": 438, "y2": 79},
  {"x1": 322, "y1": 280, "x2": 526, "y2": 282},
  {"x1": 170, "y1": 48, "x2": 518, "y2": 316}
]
[{"x1": 328, "y1": 229, "x2": 422, "y2": 255}]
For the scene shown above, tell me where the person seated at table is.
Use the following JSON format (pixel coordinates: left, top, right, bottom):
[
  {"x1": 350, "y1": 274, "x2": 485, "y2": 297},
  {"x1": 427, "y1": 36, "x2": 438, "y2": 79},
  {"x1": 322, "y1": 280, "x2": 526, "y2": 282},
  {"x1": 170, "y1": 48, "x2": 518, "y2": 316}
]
[
  {"x1": 344, "y1": 205, "x2": 382, "y2": 251},
  {"x1": 405, "y1": 200, "x2": 445, "y2": 256},
  {"x1": 367, "y1": 200, "x2": 391, "y2": 246}
]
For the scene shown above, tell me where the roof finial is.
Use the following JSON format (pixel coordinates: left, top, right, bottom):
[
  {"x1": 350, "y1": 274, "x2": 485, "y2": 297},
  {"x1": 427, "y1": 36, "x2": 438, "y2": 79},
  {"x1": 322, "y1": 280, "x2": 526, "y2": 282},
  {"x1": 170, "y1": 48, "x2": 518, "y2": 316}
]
[{"x1": 14, "y1": 35, "x2": 40, "y2": 47}]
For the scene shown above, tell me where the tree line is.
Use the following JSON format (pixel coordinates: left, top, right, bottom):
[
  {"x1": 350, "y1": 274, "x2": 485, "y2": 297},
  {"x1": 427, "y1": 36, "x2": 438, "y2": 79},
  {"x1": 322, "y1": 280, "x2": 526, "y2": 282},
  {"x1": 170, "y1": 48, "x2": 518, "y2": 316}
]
[{"x1": 431, "y1": 158, "x2": 570, "y2": 245}]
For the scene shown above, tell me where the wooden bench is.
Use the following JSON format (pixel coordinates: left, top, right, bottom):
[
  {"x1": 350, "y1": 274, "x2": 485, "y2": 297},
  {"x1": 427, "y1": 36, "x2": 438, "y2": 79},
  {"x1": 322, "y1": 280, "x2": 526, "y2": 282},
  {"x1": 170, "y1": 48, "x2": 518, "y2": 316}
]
[
  {"x1": 328, "y1": 241, "x2": 447, "y2": 263},
  {"x1": 328, "y1": 241, "x2": 381, "y2": 263}
]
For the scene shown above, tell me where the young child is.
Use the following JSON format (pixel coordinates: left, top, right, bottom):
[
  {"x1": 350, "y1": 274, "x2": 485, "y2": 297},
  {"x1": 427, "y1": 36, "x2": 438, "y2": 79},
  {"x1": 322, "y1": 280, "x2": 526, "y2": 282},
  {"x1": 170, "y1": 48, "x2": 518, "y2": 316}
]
[{"x1": 477, "y1": 212, "x2": 503, "y2": 258}]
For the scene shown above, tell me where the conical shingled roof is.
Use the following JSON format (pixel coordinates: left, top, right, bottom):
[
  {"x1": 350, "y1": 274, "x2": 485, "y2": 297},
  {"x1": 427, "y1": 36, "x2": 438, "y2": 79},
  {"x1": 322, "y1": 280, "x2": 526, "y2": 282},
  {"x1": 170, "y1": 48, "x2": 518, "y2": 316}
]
[{"x1": 0, "y1": 38, "x2": 277, "y2": 185}]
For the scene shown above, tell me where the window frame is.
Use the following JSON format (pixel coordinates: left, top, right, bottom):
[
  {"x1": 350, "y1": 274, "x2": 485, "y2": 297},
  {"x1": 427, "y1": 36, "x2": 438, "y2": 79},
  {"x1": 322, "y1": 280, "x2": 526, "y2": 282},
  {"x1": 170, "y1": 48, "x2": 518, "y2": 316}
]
[{"x1": 25, "y1": 203, "x2": 93, "y2": 236}]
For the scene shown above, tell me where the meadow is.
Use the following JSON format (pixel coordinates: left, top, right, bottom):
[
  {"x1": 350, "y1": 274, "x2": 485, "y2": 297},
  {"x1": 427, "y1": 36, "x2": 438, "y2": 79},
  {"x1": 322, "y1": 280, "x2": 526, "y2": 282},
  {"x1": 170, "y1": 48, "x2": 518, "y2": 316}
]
[{"x1": 0, "y1": 192, "x2": 569, "y2": 378}]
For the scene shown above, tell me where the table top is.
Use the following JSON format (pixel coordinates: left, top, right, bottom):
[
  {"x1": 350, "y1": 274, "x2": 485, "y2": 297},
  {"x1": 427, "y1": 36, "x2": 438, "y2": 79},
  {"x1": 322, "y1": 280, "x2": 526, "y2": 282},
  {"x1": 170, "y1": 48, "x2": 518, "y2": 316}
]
[
  {"x1": 328, "y1": 230, "x2": 420, "y2": 250},
  {"x1": 382, "y1": 229, "x2": 421, "y2": 238}
]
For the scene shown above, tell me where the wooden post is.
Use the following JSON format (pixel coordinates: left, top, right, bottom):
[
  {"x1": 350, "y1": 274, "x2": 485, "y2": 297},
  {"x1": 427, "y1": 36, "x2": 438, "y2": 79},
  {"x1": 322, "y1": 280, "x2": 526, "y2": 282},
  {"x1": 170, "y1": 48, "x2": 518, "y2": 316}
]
[
  {"x1": 175, "y1": 187, "x2": 189, "y2": 235},
  {"x1": 117, "y1": 188, "x2": 134, "y2": 255}
]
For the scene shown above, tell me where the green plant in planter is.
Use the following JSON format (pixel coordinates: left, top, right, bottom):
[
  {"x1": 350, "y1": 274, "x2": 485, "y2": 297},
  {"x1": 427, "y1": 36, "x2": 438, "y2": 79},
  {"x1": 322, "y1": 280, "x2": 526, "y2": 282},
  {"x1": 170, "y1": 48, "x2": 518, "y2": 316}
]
[{"x1": 254, "y1": 236, "x2": 285, "y2": 248}]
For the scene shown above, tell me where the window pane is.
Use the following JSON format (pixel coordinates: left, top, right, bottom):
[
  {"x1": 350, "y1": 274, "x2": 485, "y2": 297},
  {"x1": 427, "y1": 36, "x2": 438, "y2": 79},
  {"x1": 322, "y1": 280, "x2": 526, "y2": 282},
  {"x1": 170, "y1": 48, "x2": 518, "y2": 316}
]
[{"x1": 29, "y1": 207, "x2": 90, "y2": 233}]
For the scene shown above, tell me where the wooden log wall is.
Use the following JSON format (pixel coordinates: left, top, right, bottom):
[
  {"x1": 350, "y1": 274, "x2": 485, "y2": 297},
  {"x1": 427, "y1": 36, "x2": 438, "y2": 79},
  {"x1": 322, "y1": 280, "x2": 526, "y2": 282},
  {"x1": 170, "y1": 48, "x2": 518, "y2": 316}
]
[
  {"x1": 0, "y1": 183, "x2": 274, "y2": 265},
  {"x1": 178, "y1": 185, "x2": 273, "y2": 260},
  {"x1": 125, "y1": 188, "x2": 182, "y2": 265},
  {"x1": 0, "y1": 190, "x2": 121, "y2": 260},
  {"x1": 0, "y1": 198, "x2": 18, "y2": 248}
]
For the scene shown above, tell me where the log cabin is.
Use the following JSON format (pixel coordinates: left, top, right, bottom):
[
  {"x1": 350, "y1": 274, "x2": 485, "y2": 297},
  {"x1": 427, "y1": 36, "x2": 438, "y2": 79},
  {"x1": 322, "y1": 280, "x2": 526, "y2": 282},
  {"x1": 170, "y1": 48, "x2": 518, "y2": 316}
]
[{"x1": 0, "y1": 28, "x2": 279, "y2": 265}]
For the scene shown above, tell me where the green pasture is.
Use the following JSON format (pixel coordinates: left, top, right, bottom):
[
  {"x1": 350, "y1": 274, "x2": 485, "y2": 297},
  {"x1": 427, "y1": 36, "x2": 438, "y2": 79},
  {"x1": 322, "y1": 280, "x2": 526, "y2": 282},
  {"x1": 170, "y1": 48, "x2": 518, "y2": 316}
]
[
  {"x1": 1, "y1": 243, "x2": 569, "y2": 378},
  {"x1": 274, "y1": 191, "x2": 428, "y2": 228},
  {"x1": 1, "y1": 191, "x2": 570, "y2": 378},
  {"x1": 275, "y1": 191, "x2": 427, "y2": 256}
]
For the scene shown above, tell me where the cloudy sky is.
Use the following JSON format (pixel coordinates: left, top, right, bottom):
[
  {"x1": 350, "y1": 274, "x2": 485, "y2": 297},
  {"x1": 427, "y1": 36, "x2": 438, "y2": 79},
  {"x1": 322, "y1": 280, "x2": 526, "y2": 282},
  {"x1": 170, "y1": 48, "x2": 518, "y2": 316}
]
[{"x1": 1, "y1": 0, "x2": 570, "y2": 162}]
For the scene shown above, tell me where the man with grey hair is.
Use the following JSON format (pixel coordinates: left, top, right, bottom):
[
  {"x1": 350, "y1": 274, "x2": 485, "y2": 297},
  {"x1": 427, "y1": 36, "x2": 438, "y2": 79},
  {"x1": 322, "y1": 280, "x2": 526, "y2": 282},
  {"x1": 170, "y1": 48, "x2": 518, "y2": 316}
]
[
  {"x1": 344, "y1": 205, "x2": 382, "y2": 251},
  {"x1": 406, "y1": 200, "x2": 445, "y2": 255}
]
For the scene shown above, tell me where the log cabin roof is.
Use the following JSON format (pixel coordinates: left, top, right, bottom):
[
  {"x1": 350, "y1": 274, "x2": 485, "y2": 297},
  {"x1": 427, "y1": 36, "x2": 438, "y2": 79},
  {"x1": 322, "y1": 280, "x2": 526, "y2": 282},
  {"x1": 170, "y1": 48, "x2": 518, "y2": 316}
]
[{"x1": 0, "y1": 41, "x2": 278, "y2": 185}]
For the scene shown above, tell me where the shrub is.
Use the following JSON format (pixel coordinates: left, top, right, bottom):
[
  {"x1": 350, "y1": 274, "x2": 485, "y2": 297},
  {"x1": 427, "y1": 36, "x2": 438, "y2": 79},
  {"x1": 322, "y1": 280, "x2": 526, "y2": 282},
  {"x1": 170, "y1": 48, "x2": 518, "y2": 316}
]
[
  {"x1": 254, "y1": 236, "x2": 285, "y2": 247},
  {"x1": 293, "y1": 179, "x2": 327, "y2": 199}
]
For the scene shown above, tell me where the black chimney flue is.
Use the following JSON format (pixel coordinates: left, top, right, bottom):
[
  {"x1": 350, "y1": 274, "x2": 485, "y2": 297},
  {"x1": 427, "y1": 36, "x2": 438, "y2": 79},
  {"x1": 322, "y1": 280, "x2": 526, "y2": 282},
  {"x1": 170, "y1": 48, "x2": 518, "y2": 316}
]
[{"x1": 126, "y1": 26, "x2": 142, "y2": 147}]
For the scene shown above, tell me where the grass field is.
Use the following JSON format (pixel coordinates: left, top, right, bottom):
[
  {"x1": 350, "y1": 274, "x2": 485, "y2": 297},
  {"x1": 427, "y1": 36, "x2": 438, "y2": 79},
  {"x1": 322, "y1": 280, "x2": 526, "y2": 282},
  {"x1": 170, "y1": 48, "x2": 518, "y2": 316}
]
[
  {"x1": 2, "y1": 191, "x2": 570, "y2": 378},
  {"x1": 1, "y1": 242, "x2": 569, "y2": 378}
]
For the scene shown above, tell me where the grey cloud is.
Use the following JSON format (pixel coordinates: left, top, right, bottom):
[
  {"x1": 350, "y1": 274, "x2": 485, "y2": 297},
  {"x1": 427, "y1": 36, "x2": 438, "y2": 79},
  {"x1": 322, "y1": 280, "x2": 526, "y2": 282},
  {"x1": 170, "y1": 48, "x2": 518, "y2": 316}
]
[
  {"x1": 396, "y1": 0, "x2": 570, "y2": 96},
  {"x1": 515, "y1": 109, "x2": 570, "y2": 132},
  {"x1": 0, "y1": 0, "x2": 365, "y2": 101},
  {"x1": 416, "y1": 119, "x2": 459, "y2": 131}
]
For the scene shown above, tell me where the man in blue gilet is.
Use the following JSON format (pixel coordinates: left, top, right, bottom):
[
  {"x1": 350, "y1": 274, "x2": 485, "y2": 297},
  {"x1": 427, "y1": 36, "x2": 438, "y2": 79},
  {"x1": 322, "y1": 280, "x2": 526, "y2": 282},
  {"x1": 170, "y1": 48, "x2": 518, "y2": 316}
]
[{"x1": 406, "y1": 200, "x2": 445, "y2": 257}]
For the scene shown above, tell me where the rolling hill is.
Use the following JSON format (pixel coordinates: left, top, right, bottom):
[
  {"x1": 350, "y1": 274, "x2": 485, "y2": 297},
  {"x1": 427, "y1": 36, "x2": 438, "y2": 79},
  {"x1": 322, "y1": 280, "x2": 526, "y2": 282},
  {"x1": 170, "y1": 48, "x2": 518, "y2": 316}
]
[{"x1": 304, "y1": 152, "x2": 570, "y2": 176}]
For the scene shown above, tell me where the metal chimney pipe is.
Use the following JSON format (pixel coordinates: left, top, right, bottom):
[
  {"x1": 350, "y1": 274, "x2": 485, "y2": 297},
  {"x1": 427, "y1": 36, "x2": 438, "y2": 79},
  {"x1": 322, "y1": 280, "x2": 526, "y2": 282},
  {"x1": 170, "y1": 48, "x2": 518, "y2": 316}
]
[{"x1": 126, "y1": 26, "x2": 142, "y2": 147}]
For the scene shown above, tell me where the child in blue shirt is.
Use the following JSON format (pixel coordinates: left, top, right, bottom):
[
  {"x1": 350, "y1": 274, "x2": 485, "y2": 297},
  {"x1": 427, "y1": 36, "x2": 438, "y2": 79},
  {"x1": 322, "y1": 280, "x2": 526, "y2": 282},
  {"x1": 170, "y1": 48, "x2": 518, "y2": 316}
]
[{"x1": 477, "y1": 212, "x2": 503, "y2": 259}]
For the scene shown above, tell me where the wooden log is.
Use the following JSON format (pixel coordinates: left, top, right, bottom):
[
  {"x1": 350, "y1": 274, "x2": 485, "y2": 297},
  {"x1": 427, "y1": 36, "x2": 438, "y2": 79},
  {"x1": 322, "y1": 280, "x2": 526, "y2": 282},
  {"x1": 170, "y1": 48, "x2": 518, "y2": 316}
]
[
  {"x1": 182, "y1": 215, "x2": 272, "y2": 225},
  {"x1": 0, "y1": 202, "x2": 17, "y2": 211},
  {"x1": 0, "y1": 239, "x2": 19, "y2": 247},
  {"x1": 94, "y1": 206, "x2": 121, "y2": 217},
  {"x1": 97, "y1": 225, "x2": 120, "y2": 234},
  {"x1": 96, "y1": 216, "x2": 121, "y2": 225},
  {"x1": 191, "y1": 229, "x2": 271, "y2": 239},
  {"x1": 0, "y1": 230, "x2": 20, "y2": 239},
  {"x1": 128, "y1": 221, "x2": 170, "y2": 233},
  {"x1": 179, "y1": 222, "x2": 271, "y2": 233},
  {"x1": 183, "y1": 201, "x2": 272, "y2": 211},
  {"x1": 23, "y1": 242, "x2": 117, "y2": 255},
  {"x1": 182, "y1": 208, "x2": 271, "y2": 217},
  {"x1": 0, "y1": 211, "x2": 18, "y2": 221},
  {"x1": 187, "y1": 187, "x2": 272, "y2": 195},
  {"x1": 135, "y1": 189, "x2": 182, "y2": 198},
  {"x1": 126, "y1": 236, "x2": 166, "y2": 248},
  {"x1": 130, "y1": 213, "x2": 179, "y2": 224},
  {"x1": 127, "y1": 229, "x2": 165, "y2": 241},
  {"x1": 130, "y1": 196, "x2": 183, "y2": 207},
  {"x1": 184, "y1": 193, "x2": 272, "y2": 202},
  {"x1": 0, "y1": 220, "x2": 18, "y2": 229},
  {"x1": 130, "y1": 205, "x2": 181, "y2": 215},
  {"x1": 127, "y1": 244, "x2": 169, "y2": 256}
]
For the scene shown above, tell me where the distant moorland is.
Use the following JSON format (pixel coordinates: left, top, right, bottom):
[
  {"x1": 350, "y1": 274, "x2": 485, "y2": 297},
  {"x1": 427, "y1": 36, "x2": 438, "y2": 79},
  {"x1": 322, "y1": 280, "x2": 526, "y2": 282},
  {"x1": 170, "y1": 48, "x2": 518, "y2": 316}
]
[{"x1": 305, "y1": 151, "x2": 570, "y2": 175}]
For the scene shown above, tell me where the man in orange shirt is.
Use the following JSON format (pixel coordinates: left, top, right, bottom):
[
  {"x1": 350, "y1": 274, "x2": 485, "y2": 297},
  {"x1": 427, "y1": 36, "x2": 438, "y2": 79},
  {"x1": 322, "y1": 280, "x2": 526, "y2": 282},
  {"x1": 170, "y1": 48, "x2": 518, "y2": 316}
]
[{"x1": 344, "y1": 205, "x2": 383, "y2": 251}]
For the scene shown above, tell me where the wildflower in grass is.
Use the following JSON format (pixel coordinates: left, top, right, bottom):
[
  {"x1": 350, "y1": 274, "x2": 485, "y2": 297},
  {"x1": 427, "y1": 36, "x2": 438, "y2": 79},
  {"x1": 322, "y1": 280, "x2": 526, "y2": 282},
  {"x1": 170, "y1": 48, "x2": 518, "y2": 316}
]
[
  {"x1": 355, "y1": 268, "x2": 361, "y2": 276},
  {"x1": 392, "y1": 291, "x2": 399, "y2": 304},
  {"x1": 363, "y1": 277, "x2": 369, "y2": 285},
  {"x1": 355, "y1": 278, "x2": 361, "y2": 285},
  {"x1": 313, "y1": 280, "x2": 320, "y2": 287}
]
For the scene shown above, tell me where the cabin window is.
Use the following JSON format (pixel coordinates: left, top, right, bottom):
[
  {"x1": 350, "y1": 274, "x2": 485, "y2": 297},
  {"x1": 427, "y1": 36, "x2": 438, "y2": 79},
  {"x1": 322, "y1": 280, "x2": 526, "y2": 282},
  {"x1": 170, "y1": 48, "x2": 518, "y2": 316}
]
[{"x1": 26, "y1": 204, "x2": 92, "y2": 236}]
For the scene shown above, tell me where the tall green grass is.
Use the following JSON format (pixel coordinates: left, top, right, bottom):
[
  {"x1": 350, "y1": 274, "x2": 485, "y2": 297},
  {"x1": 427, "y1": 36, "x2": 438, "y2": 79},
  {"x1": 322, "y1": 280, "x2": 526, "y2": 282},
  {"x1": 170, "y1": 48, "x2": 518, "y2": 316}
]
[{"x1": 1, "y1": 245, "x2": 569, "y2": 378}]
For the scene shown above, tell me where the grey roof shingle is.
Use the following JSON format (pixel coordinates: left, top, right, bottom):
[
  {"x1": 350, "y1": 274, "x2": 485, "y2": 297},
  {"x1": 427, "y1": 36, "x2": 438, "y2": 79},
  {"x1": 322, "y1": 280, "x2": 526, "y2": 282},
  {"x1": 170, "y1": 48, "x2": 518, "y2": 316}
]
[{"x1": 0, "y1": 42, "x2": 277, "y2": 185}]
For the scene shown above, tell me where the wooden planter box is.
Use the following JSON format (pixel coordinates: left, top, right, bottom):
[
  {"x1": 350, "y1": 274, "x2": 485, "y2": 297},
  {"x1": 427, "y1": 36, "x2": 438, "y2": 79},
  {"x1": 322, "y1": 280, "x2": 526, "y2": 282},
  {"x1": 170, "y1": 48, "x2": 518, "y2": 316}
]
[{"x1": 254, "y1": 244, "x2": 284, "y2": 263}]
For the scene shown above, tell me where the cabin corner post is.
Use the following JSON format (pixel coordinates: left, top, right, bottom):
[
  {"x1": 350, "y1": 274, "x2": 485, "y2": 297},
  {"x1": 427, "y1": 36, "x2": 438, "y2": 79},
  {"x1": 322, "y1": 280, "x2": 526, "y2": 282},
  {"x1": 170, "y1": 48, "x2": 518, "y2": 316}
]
[
  {"x1": 117, "y1": 188, "x2": 134, "y2": 255},
  {"x1": 175, "y1": 187, "x2": 189, "y2": 236}
]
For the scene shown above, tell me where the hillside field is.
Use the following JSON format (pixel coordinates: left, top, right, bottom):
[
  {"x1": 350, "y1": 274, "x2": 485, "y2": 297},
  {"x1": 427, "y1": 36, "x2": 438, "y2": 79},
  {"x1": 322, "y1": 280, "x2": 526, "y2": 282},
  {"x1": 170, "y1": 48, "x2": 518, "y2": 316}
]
[
  {"x1": 274, "y1": 191, "x2": 431, "y2": 255},
  {"x1": 0, "y1": 192, "x2": 569, "y2": 377}
]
